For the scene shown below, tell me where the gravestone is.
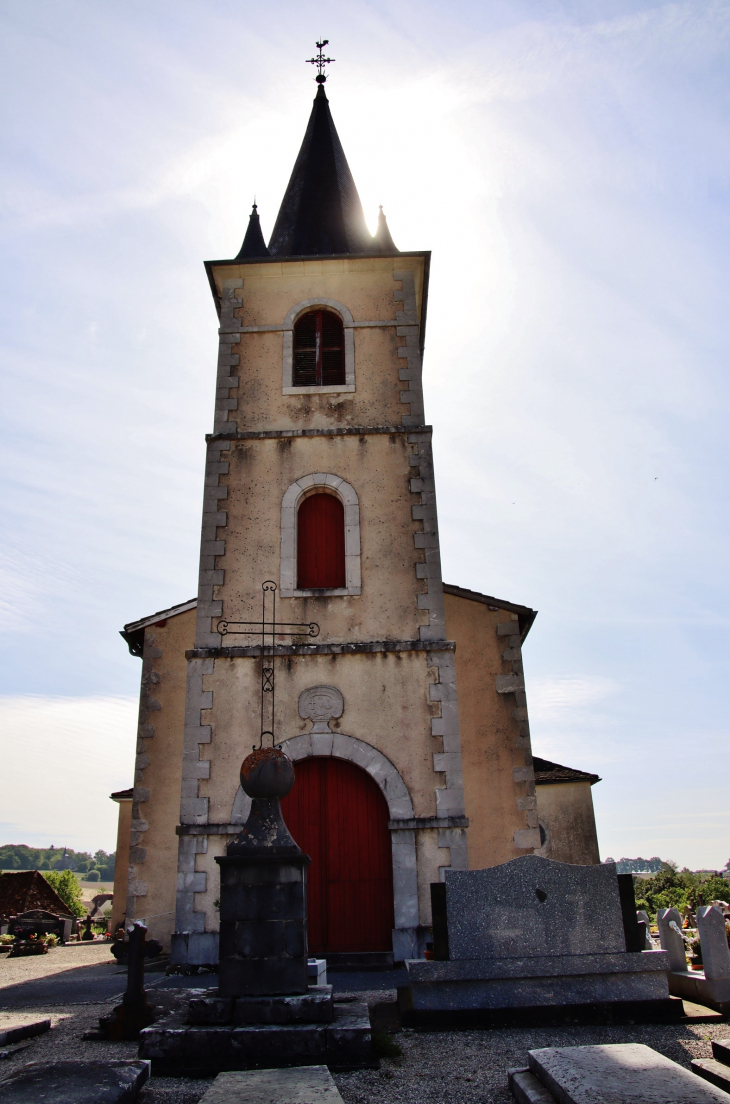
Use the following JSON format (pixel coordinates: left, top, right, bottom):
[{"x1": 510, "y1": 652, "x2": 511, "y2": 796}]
[
  {"x1": 0, "y1": 1059, "x2": 150, "y2": 1104},
  {"x1": 198, "y1": 1065, "x2": 345, "y2": 1104},
  {"x1": 139, "y1": 747, "x2": 371, "y2": 1074},
  {"x1": 97, "y1": 922, "x2": 157, "y2": 1040},
  {"x1": 508, "y1": 1043, "x2": 730, "y2": 1104},
  {"x1": 658, "y1": 904, "x2": 730, "y2": 1013},
  {"x1": 401, "y1": 856, "x2": 674, "y2": 1026}
]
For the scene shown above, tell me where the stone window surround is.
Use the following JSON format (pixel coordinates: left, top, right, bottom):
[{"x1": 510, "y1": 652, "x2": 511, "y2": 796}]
[
  {"x1": 282, "y1": 299, "x2": 355, "y2": 395},
  {"x1": 280, "y1": 473, "x2": 361, "y2": 598}
]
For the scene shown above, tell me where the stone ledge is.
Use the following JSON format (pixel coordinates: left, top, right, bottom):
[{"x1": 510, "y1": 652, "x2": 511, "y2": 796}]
[
  {"x1": 388, "y1": 816, "x2": 469, "y2": 830},
  {"x1": 186, "y1": 639, "x2": 456, "y2": 659},
  {"x1": 207, "y1": 425, "x2": 430, "y2": 442},
  {"x1": 406, "y1": 950, "x2": 670, "y2": 982}
]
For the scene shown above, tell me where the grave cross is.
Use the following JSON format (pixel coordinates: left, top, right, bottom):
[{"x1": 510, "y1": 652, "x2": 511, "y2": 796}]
[{"x1": 217, "y1": 581, "x2": 320, "y2": 748}]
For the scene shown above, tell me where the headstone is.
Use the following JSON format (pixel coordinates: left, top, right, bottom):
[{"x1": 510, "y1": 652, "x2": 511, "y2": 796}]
[
  {"x1": 637, "y1": 910, "x2": 654, "y2": 948},
  {"x1": 0, "y1": 1059, "x2": 150, "y2": 1104},
  {"x1": 197, "y1": 1065, "x2": 344, "y2": 1104},
  {"x1": 81, "y1": 915, "x2": 93, "y2": 941},
  {"x1": 402, "y1": 857, "x2": 673, "y2": 1026},
  {"x1": 656, "y1": 908, "x2": 687, "y2": 971},
  {"x1": 523, "y1": 1043, "x2": 730, "y2": 1104},
  {"x1": 697, "y1": 905, "x2": 730, "y2": 980},
  {"x1": 442, "y1": 856, "x2": 626, "y2": 959}
]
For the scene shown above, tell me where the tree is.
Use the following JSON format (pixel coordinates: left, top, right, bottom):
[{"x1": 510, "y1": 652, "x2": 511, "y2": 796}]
[
  {"x1": 43, "y1": 870, "x2": 86, "y2": 917},
  {"x1": 85, "y1": 870, "x2": 100, "y2": 882}
]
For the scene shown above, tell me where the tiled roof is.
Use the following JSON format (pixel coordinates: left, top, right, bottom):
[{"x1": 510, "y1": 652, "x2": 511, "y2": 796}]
[
  {"x1": 533, "y1": 756, "x2": 600, "y2": 785},
  {"x1": 0, "y1": 870, "x2": 74, "y2": 918}
]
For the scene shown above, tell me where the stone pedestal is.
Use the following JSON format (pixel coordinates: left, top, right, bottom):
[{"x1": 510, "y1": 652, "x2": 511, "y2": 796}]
[
  {"x1": 216, "y1": 806, "x2": 309, "y2": 997},
  {"x1": 143, "y1": 748, "x2": 372, "y2": 1072}
]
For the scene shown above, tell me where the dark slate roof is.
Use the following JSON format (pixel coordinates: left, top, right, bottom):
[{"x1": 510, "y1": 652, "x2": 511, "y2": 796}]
[
  {"x1": 111, "y1": 788, "x2": 133, "y2": 801},
  {"x1": 267, "y1": 85, "x2": 389, "y2": 258},
  {"x1": 0, "y1": 870, "x2": 74, "y2": 918},
  {"x1": 533, "y1": 757, "x2": 601, "y2": 786},
  {"x1": 234, "y1": 203, "x2": 270, "y2": 260}
]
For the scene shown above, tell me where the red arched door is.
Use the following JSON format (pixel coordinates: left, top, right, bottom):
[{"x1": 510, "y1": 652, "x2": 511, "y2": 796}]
[{"x1": 280, "y1": 757, "x2": 394, "y2": 954}]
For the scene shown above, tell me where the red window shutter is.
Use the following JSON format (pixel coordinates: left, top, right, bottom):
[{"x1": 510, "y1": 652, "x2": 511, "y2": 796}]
[
  {"x1": 297, "y1": 494, "x2": 346, "y2": 589},
  {"x1": 293, "y1": 310, "x2": 345, "y2": 387}
]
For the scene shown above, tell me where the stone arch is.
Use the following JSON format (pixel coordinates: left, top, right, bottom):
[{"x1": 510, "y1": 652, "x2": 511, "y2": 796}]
[
  {"x1": 279, "y1": 473, "x2": 361, "y2": 598},
  {"x1": 282, "y1": 298, "x2": 355, "y2": 392},
  {"x1": 230, "y1": 733, "x2": 419, "y2": 942}
]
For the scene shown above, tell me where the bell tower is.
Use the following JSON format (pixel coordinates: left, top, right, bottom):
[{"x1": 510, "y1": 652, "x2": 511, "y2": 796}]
[{"x1": 171, "y1": 68, "x2": 469, "y2": 966}]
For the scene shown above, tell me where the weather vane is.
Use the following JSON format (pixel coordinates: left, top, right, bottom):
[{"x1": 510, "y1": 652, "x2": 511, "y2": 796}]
[{"x1": 306, "y1": 39, "x2": 334, "y2": 84}]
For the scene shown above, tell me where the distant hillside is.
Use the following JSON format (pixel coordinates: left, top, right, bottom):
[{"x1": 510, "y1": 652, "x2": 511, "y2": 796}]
[
  {"x1": 603, "y1": 856, "x2": 665, "y2": 874},
  {"x1": 0, "y1": 844, "x2": 115, "y2": 881}
]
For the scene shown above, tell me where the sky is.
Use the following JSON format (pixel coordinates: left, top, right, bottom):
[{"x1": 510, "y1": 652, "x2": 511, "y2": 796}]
[{"x1": 0, "y1": 0, "x2": 728, "y2": 866}]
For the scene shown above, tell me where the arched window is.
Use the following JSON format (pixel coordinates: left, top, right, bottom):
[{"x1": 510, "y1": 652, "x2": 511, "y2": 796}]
[
  {"x1": 297, "y1": 493, "x2": 346, "y2": 589},
  {"x1": 293, "y1": 310, "x2": 345, "y2": 387}
]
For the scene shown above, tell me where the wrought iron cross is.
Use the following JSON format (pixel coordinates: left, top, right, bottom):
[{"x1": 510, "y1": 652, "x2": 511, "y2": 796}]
[
  {"x1": 217, "y1": 581, "x2": 319, "y2": 749},
  {"x1": 306, "y1": 39, "x2": 334, "y2": 84}
]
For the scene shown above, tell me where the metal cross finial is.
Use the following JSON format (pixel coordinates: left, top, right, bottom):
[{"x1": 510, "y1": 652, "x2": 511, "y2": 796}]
[{"x1": 306, "y1": 39, "x2": 335, "y2": 84}]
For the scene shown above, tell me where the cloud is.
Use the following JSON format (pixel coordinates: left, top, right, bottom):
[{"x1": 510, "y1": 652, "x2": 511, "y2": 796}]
[
  {"x1": 0, "y1": 695, "x2": 138, "y2": 853},
  {"x1": 529, "y1": 676, "x2": 618, "y2": 725}
]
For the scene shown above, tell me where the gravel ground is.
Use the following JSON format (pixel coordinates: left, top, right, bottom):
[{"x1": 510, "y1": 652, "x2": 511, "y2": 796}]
[
  {"x1": 334, "y1": 990, "x2": 730, "y2": 1104},
  {"x1": 2, "y1": 954, "x2": 729, "y2": 1103}
]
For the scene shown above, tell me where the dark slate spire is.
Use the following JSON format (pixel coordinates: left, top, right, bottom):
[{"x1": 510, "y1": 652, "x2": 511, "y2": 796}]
[
  {"x1": 235, "y1": 202, "x2": 270, "y2": 260},
  {"x1": 267, "y1": 85, "x2": 375, "y2": 257},
  {"x1": 373, "y1": 205, "x2": 398, "y2": 253}
]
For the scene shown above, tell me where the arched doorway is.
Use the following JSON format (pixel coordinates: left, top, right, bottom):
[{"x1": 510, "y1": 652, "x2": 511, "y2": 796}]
[{"x1": 280, "y1": 757, "x2": 394, "y2": 954}]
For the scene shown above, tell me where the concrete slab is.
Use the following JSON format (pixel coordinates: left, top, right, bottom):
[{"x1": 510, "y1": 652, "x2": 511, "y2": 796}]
[
  {"x1": 509, "y1": 1067, "x2": 558, "y2": 1103},
  {"x1": 0, "y1": 1059, "x2": 150, "y2": 1103},
  {"x1": 529, "y1": 1044, "x2": 730, "y2": 1103},
  {"x1": 0, "y1": 1013, "x2": 50, "y2": 1046},
  {"x1": 668, "y1": 969, "x2": 730, "y2": 1013},
  {"x1": 198, "y1": 1065, "x2": 343, "y2": 1103},
  {"x1": 693, "y1": 1059, "x2": 730, "y2": 1094}
]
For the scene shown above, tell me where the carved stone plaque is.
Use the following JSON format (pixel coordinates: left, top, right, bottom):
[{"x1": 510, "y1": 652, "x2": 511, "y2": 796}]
[{"x1": 298, "y1": 685, "x2": 344, "y2": 733}]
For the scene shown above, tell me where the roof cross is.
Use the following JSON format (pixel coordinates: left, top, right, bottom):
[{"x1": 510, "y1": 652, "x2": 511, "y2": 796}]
[{"x1": 306, "y1": 39, "x2": 334, "y2": 84}]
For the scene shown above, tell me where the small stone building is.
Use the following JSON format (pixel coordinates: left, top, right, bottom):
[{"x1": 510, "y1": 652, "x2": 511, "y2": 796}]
[{"x1": 113, "y1": 82, "x2": 602, "y2": 962}]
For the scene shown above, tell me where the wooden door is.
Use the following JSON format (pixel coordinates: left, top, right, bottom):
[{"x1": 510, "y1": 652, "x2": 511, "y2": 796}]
[{"x1": 280, "y1": 757, "x2": 394, "y2": 953}]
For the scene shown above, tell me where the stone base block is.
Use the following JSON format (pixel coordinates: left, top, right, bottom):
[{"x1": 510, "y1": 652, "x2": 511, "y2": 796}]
[
  {"x1": 170, "y1": 932, "x2": 219, "y2": 967},
  {"x1": 139, "y1": 1000, "x2": 371, "y2": 1075},
  {"x1": 0, "y1": 1059, "x2": 150, "y2": 1104},
  {"x1": 401, "y1": 951, "x2": 679, "y2": 1028},
  {"x1": 188, "y1": 986, "x2": 334, "y2": 1025},
  {"x1": 509, "y1": 1067, "x2": 558, "y2": 1103},
  {"x1": 667, "y1": 969, "x2": 730, "y2": 1014}
]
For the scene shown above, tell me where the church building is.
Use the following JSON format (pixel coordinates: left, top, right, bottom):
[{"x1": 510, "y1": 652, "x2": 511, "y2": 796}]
[{"x1": 112, "y1": 72, "x2": 601, "y2": 965}]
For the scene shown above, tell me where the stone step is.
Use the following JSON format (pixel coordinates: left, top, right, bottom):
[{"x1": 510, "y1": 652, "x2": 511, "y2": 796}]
[
  {"x1": 528, "y1": 1043, "x2": 730, "y2": 1103},
  {"x1": 693, "y1": 1058, "x2": 730, "y2": 1094},
  {"x1": 0, "y1": 1014, "x2": 50, "y2": 1047},
  {"x1": 714, "y1": 1041, "x2": 730, "y2": 1067},
  {"x1": 198, "y1": 1065, "x2": 343, "y2": 1103}
]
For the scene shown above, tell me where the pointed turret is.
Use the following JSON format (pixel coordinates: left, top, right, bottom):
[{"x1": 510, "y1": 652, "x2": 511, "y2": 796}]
[
  {"x1": 235, "y1": 203, "x2": 270, "y2": 261},
  {"x1": 267, "y1": 85, "x2": 375, "y2": 257},
  {"x1": 373, "y1": 206, "x2": 398, "y2": 253}
]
